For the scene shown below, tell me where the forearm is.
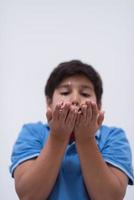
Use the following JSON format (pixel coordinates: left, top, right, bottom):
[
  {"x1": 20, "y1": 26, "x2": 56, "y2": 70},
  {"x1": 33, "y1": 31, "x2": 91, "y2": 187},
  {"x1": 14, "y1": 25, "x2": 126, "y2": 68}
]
[
  {"x1": 76, "y1": 137, "x2": 124, "y2": 200},
  {"x1": 15, "y1": 134, "x2": 68, "y2": 200}
]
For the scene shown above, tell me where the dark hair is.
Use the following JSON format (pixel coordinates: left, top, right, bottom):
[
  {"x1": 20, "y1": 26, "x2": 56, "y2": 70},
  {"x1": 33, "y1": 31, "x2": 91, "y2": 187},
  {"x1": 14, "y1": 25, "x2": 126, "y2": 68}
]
[{"x1": 45, "y1": 60, "x2": 103, "y2": 105}]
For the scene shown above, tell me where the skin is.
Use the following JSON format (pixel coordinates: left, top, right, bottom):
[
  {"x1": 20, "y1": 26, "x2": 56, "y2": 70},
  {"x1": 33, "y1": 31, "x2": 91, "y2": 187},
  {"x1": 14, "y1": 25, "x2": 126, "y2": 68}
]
[
  {"x1": 14, "y1": 74, "x2": 128, "y2": 200},
  {"x1": 46, "y1": 75, "x2": 104, "y2": 140}
]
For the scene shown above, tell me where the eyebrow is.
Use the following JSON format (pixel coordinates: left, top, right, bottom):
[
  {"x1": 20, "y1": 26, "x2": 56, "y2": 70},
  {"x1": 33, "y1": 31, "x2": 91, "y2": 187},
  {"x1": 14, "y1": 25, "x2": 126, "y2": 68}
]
[{"x1": 57, "y1": 84, "x2": 93, "y2": 90}]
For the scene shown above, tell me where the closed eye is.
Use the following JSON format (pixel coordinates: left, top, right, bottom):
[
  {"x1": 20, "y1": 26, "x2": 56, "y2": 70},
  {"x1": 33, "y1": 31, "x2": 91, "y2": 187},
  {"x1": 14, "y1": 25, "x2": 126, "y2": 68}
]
[
  {"x1": 60, "y1": 92, "x2": 70, "y2": 96},
  {"x1": 81, "y1": 93, "x2": 91, "y2": 97}
]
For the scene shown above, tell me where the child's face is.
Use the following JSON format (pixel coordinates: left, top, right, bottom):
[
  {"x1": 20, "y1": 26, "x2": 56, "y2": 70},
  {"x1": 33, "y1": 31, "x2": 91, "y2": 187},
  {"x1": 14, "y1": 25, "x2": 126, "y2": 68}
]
[{"x1": 47, "y1": 74, "x2": 100, "y2": 111}]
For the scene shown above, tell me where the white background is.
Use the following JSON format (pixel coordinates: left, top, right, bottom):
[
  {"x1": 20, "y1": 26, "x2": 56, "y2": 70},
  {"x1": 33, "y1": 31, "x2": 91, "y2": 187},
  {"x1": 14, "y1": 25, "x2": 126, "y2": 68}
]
[{"x1": 0, "y1": 0, "x2": 134, "y2": 199}]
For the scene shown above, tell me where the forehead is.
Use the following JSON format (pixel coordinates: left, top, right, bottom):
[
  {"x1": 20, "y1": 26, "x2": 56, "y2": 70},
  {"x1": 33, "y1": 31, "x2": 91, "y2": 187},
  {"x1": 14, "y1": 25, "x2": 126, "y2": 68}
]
[{"x1": 58, "y1": 74, "x2": 94, "y2": 89}]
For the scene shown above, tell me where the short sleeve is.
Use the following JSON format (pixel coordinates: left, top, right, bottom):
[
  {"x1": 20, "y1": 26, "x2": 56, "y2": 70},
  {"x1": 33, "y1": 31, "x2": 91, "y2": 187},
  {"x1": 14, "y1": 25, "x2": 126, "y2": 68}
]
[
  {"x1": 9, "y1": 122, "x2": 48, "y2": 177},
  {"x1": 101, "y1": 127, "x2": 134, "y2": 185}
]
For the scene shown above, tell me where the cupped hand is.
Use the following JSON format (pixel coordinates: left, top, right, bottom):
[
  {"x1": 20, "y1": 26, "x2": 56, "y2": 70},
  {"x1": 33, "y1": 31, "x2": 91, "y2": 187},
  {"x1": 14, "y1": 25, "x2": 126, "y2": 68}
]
[
  {"x1": 46, "y1": 102, "x2": 78, "y2": 142},
  {"x1": 74, "y1": 100, "x2": 104, "y2": 141}
]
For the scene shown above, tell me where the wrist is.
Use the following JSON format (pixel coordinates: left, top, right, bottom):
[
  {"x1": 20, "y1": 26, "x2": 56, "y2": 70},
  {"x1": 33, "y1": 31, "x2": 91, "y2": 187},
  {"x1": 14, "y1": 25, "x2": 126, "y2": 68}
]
[
  {"x1": 75, "y1": 134, "x2": 96, "y2": 145},
  {"x1": 49, "y1": 131, "x2": 70, "y2": 144}
]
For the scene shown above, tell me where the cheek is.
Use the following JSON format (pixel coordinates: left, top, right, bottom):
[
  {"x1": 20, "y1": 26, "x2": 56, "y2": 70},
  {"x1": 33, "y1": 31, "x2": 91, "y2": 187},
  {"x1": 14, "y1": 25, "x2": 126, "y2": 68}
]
[
  {"x1": 89, "y1": 96, "x2": 97, "y2": 102},
  {"x1": 81, "y1": 96, "x2": 97, "y2": 104},
  {"x1": 54, "y1": 93, "x2": 70, "y2": 103},
  {"x1": 51, "y1": 95, "x2": 68, "y2": 110}
]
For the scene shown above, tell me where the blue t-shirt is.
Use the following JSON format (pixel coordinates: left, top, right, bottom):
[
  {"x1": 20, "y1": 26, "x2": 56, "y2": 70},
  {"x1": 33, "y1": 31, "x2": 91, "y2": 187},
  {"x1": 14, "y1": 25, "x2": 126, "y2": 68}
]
[{"x1": 10, "y1": 122, "x2": 134, "y2": 200}]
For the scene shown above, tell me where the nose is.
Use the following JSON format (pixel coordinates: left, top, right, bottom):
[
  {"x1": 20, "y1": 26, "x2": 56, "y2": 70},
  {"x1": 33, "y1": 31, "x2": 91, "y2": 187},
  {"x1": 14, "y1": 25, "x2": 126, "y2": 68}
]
[{"x1": 71, "y1": 92, "x2": 80, "y2": 106}]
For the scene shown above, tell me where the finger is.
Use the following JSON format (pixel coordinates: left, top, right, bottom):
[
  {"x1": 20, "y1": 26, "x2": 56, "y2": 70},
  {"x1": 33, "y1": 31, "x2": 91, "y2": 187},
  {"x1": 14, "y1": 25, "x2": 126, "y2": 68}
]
[
  {"x1": 53, "y1": 102, "x2": 62, "y2": 120},
  {"x1": 81, "y1": 104, "x2": 87, "y2": 120},
  {"x1": 59, "y1": 102, "x2": 71, "y2": 122},
  {"x1": 59, "y1": 101, "x2": 64, "y2": 110},
  {"x1": 97, "y1": 111, "x2": 105, "y2": 126},
  {"x1": 75, "y1": 112, "x2": 81, "y2": 126},
  {"x1": 91, "y1": 101, "x2": 98, "y2": 122},
  {"x1": 86, "y1": 101, "x2": 92, "y2": 121},
  {"x1": 65, "y1": 106, "x2": 77, "y2": 126}
]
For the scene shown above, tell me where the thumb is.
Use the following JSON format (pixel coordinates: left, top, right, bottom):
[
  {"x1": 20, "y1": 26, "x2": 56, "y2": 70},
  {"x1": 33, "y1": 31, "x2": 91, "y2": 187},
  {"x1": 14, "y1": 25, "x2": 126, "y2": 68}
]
[
  {"x1": 97, "y1": 111, "x2": 105, "y2": 126},
  {"x1": 46, "y1": 108, "x2": 52, "y2": 122}
]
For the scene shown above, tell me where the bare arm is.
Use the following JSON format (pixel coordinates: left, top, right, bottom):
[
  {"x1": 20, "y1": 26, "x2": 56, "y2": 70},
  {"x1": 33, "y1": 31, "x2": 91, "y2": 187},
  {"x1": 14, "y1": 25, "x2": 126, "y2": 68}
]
[
  {"x1": 76, "y1": 137, "x2": 128, "y2": 200},
  {"x1": 14, "y1": 134, "x2": 68, "y2": 200},
  {"x1": 75, "y1": 101, "x2": 128, "y2": 200},
  {"x1": 14, "y1": 102, "x2": 77, "y2": 200}
]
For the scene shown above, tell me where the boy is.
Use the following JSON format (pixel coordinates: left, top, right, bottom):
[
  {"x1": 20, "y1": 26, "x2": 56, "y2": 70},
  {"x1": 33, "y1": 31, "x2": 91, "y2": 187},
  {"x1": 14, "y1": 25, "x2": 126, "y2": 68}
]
[{"x1": 10, "y1": 60, "x2": 134, "y2": 200}]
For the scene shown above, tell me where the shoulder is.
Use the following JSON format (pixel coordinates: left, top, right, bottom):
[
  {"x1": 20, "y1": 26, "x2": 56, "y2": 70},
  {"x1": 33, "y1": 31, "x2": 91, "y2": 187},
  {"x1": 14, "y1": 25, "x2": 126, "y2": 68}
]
[
  {"x1": 97, "y1": 125, "x2": 134, "y2": 185},
  {"x1": 97, "y1": 124, "x2": 131, "y2": 150},
  {"x1": 100, "y1": 124, "x2": 125, "y2": 133},
  {"x1": 19, "y1": 121, "x2": 50, "y2": 140},
  {"x1": 10, "y1": 122, "x2": 50, "y2": 176},
  {"x1": 22, "y1": 121, "x2": 49, "y2": 132},
  {"x1": 13, "y1": 121, "x2": 50, "y2": 149},
  {"x1": 98, "y1": 125, "x2": 128, "y2": 142},
  {"x1": 96, "y1": 124, "x2": 132, "y2": 162}
]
